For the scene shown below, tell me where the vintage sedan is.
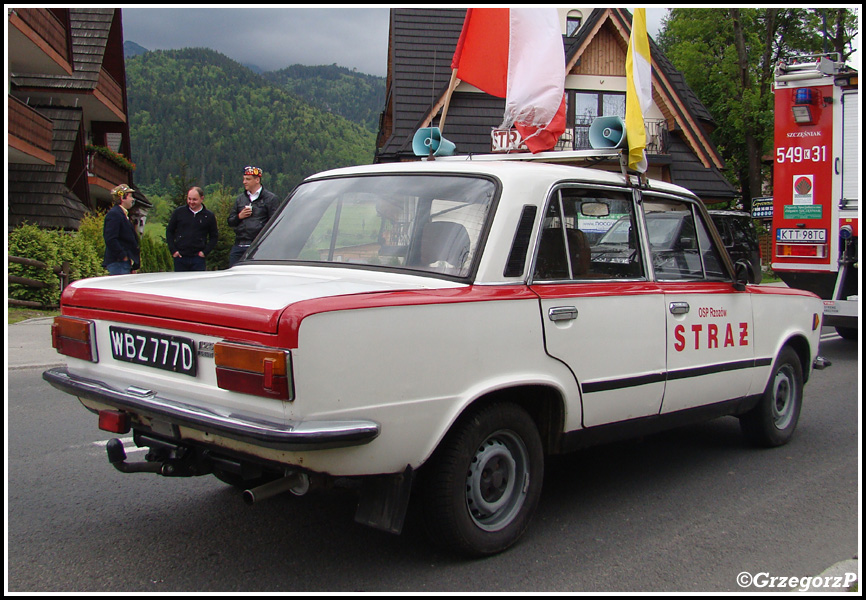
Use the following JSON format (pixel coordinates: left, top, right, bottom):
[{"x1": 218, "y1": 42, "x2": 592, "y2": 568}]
[{"x1": 44, "y1": 156, "x2": 825, "y2": 556}]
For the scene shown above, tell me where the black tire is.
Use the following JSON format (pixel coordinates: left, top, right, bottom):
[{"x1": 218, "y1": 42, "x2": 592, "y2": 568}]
[
  {"x1": 740, "y1": 346, "x2": 803, "y2": 447},
  {"x1": 835, "y1": 326, "x2": 857, "y2": 341},
  {"x1": 420, "y1": 402, "x2": 544, "y2": 557}
]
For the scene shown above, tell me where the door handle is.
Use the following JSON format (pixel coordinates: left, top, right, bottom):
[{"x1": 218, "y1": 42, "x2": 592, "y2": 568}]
[
  {"x1": 669, "y1": 301, "x2": 690, "y2": 315},
  {"x1": 548, "y1": 306, "x2": 578, "y2": 322}
]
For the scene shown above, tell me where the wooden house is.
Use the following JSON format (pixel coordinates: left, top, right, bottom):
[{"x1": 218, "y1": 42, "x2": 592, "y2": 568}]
[
  {"x1": 375, "y1": 8, "x2": 738, "y2": 205},
  {"x1": 8, "y1": 7, "x2": 148, "y2": 230}
]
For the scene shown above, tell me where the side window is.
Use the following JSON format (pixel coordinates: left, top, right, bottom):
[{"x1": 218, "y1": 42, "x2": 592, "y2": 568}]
[
  {"x1": 644, "y1": 199, "x2": 726, "y2": 281},
  {"x1": 714, "y1": 217, "x2": 733, "y2": 247},
  {"x1": 533, "y1": 188, "x2": 642, "y2": 281}
]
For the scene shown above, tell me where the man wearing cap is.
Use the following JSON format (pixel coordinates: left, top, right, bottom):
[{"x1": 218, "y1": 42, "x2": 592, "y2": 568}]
[
  {"x1": 227, "y1": 166, "x2": 280, "y2": 266},
  {"x1": 103, "y1": 184, "x2": 141, "y2": 275}
]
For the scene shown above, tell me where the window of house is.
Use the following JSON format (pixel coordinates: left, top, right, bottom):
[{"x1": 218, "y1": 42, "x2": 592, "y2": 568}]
[
  {"x1": 566, "y1": 12, "x2": 582, "y2": 37},
  {"x1": 571, "y1": 92, "x2": 626, "y2": 149}
]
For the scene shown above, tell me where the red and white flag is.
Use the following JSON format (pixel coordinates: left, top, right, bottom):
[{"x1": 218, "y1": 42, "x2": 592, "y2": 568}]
[{"x1": 451, "y1": 7, "x2": 566, "y2": 153}]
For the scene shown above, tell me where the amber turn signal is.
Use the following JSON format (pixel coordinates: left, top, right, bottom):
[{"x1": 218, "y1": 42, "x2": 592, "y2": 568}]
[
  {"x1": 214, "y1": 341, "x2": 293, "y2": 400},
  {"x1": 51, "y1": 316, "x2": 98, "y2": 362}
]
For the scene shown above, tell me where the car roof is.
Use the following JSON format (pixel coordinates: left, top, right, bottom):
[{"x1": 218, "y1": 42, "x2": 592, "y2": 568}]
[{"x1": 306, "y1": 157, "x2": 699, "y2": 201}]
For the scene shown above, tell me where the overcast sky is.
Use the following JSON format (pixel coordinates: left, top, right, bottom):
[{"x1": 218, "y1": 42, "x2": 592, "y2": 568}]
[{"x1": 120, "y1": 7, "x2": 675, "y2": 77}]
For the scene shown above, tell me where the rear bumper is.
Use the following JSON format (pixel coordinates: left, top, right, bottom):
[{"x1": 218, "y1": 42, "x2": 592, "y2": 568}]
[{"x1": 42, "y1": 367, "x2": 380, "y2": 451}]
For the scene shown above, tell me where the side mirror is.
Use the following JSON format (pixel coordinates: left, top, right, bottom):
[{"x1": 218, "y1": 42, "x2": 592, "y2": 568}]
[{"x1": 733, "y1": 260, "x2": 750, "y2": 291}]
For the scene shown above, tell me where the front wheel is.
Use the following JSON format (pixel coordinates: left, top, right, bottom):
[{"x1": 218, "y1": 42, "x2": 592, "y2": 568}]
[
  {"x1": 740, "y1": 346, "x2": 803, "y2": 447},
  {"x1": 419, "y1": 402, "x2": 544, "y2": 557}
]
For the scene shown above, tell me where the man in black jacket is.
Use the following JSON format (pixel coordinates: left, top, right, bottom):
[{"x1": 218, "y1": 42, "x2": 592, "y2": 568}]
[
  {"x1": 227, "y1": 166, "x2": 280, "y2": 266},
  {"x1": 103, "y1": 184, "x2": 140, "y2": 275},
  {"x1": 166, "y1": 186, "x2": 219, "y2": 271}
]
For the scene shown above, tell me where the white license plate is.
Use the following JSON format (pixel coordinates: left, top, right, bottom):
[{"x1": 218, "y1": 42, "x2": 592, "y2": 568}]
[
  {"x1": 109, "y1": 326, "x2": 197, "y2": 376},
  {"x1": 776, "y1": 228, "x2": 826, "y2": 242}
]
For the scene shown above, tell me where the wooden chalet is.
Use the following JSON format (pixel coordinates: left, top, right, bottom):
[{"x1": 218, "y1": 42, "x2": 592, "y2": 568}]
[
  {"x1": 7, "y1": 7, "x2": 149, "y2": 230},
  {"x1": 376, "y1": 8, "x2": 738, "y2": 205}
]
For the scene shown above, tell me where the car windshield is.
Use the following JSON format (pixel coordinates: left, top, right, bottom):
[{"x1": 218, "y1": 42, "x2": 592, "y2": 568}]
[{"x1": 248, "y1": 174, "x2": 497, "y2": 278}]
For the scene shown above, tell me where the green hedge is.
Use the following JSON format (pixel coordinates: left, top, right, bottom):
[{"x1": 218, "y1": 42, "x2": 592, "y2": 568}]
[{"x1": 8, "y1": 213, "x2": 172, "y2": 307}]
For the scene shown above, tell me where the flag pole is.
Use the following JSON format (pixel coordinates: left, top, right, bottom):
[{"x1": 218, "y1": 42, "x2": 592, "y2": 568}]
[{"x1": 438, "y1": 68, "x2": 460, "y2": 133}]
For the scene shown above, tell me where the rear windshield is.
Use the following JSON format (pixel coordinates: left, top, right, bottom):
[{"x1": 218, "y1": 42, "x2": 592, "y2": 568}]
[{"x1": 248, "y1": 174, "x2": 497, "y2": 278}]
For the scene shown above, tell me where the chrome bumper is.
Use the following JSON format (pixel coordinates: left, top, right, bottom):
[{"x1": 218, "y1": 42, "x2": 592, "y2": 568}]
[{"x1": 42, "y1": 367, "x2": 379, "y2": 451}]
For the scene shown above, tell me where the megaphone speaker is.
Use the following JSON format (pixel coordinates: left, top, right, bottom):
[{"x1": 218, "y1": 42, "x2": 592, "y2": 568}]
[
  {"x1": 588, "y1": 116, "x2": 627, "y2": 149},
  {"x1": 412, "y1": 127, "x2": 457, "y2": 157}
]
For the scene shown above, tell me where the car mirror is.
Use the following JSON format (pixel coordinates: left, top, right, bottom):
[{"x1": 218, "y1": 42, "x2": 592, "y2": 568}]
[
  {"x1": 581, "y1": 202, "x2": 610, "y2": 217},
  {"x1": 734, "y1": 260, "x2": 750, "y2": 291}
]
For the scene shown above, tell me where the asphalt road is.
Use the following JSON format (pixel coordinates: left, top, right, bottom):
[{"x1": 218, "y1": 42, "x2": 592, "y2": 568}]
[{"x1": 5, "y1": 326, "x2": 859, "y2": 592}]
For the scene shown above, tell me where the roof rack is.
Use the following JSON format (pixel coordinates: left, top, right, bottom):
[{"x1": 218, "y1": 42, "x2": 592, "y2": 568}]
[
  {"x1": 432, "y1": 148, "x2": 640, "y2": 182},
  {"x1": 432, "y1": 149, "x2": 624, "y2": 164}
]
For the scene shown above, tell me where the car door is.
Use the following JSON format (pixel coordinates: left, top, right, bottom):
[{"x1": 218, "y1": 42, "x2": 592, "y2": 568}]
[
  {"x1": 530, "y1": 185, "x2": 666, "y2": 429},
  {"x1": 645, "y1": 197, "x2": 755, "y2": 414}
]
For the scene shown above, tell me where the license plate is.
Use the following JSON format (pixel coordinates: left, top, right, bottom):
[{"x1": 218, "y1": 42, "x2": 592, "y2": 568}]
[
  {"x1": 109, "y1": 326, "x2": 197, "y2": 376},
  {"x1": 776, "y1": 228, "x2": 826, "y2": 242}
]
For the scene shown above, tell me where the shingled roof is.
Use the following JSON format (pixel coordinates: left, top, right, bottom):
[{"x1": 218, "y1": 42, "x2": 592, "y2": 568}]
[
  {"x1": 376, "y1": 8, "x2": 737, "y2": 203},
  {"x1": 12, "y1": 8, "x2": 115, "y2": 92},
  {"x1": 8, "y1": 107, "x2": 90, "y2": 229}
]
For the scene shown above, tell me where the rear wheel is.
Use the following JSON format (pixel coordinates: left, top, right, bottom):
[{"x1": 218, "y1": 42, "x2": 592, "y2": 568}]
[
  {"x1": 740, "y1": 346, "x2": 803, "y2": 447},
  {"x1": 420, "y1": 402, "x2": 544, "y2": 556}
]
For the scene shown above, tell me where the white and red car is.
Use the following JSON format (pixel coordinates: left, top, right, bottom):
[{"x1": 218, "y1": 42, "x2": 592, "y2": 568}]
[{"x1": 45, "y1": 156, "x2": 825, "y2": 556}]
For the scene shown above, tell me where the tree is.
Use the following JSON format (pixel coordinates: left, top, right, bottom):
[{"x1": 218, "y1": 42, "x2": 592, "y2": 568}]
[{"x1": 657, "y1": 8, "x2": 858, "y2": 210}]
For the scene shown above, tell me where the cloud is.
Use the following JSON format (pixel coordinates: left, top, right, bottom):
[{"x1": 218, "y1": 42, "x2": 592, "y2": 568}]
[{"x1": 121, "y1": 7, "x2": 390, "y2": 75}]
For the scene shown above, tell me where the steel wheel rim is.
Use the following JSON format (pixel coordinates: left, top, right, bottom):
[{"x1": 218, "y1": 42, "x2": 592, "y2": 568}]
[
  {"x1": 465, "y1": 430, "x2": 529, "y2": 532},
  {"x1": 771, "y1": 364, "x2": 797, "y2": 430}
]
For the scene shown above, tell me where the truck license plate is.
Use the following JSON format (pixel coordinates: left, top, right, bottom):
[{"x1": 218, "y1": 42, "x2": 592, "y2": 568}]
[
  {"x1": 776, "y1": 228, "x2": 826, "y2": 242},
  {"x1": 109, "y1": 326, "x2": 197, "y2": 376}
]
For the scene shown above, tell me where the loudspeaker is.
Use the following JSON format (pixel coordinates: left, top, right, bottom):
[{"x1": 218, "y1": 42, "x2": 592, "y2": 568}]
[
  {"x1": 588, "y1": 116, "x2": 627, "y2": 149},
  {"x1": 412, "y1": 127, "x2": 457, "y2": 157}
]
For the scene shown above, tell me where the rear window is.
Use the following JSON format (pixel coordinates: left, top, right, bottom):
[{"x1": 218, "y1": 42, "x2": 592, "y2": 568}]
[{"x1": 248, "y1": 175, "x2": 497, "y2": 278}]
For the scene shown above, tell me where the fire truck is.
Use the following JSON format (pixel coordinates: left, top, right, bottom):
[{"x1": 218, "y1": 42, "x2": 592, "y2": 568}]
[{"x1": 771, "y1": 53, "x2": 858, "y2": 340}]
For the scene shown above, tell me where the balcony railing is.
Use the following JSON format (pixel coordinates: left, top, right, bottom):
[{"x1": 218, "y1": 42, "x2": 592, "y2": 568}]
[
  {"x1": 87, "y1": 148, "x2": 132, "y2": 188},
  {"x1": 558, "y1": 118, "x2": 669, "y2": 154},
  {"x1": 12, "y1": 8, "x2": 69, "y2": 65},
  {"x1": 9, "y1": 96, "x2": 54, "y2": 157}
]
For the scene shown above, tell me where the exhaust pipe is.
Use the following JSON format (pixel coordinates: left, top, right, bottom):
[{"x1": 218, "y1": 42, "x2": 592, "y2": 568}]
[{"x1": 243, "y1": 472, "x2": 310, "y2": 504}]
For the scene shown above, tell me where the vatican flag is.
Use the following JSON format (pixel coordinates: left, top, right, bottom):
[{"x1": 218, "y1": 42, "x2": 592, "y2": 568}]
[{"x1": 625, "y1": 8, "x2": 652, "y2": 172}]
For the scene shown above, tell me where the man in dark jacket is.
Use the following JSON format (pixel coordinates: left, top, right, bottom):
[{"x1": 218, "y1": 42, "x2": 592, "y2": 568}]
[
  {"x1": 166, "y1": 186, "x2": 219, "y2": 271},
  {"x1": 227, "y1": 166, "x2": 280, "y2": 266},
  {"x1": 103, "y1": 184, "x2": 140, "y2": 275}
]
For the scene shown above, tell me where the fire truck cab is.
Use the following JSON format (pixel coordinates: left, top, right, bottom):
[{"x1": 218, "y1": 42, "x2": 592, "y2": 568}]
[{"x1": 772, "y1": 54, "x2": 858, "y2": 340}]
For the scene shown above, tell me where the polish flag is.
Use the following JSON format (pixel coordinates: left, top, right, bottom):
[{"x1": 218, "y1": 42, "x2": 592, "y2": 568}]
[{"x1": 451, "y1": 7, "x2": 566, "y2": 153}]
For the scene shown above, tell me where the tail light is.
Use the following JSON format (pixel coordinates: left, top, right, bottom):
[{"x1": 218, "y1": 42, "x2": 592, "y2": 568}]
[
  {"x1": 51, "y1": 316, "x2": 98, "y2": 362},
  {"x1": 776, "y1": 244, "x2": 827, "y2": 258},
  {"x1": 214, "y1": 341, "x2": 293, "y2": 401}
]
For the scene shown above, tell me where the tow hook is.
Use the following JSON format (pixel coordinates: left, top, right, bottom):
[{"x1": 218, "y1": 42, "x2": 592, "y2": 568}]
[
  {"x1": 813, "y1": 355, "x2": 832, "y2": 370},
  {"x1": 106, "y1": 438, "x2": 163, "y2": 474}
]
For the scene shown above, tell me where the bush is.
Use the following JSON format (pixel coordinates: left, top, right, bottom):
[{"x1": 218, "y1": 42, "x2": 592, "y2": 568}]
[
  {"x1": 140, "y1": 233, "x2": 173, "y2": 273},
  {"x1": 8, "y1": 223, "x2": 62, "y2": 307},
  {"x1": 8, "y1": 212, "x2": 176, "y2": 307}
]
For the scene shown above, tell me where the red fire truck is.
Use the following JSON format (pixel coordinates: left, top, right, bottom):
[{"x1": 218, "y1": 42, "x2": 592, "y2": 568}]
[{"x1": 772, "y1": 54, "x2": 858, "y2": 340}]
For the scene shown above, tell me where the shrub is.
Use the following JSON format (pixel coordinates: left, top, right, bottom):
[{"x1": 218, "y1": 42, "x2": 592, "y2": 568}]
[
  {"x1": 7, "y1": 212, "x2": 175, "y2": 307},
  {"x1": 8, "y1": 223, "x2": 62, "y2": 307}
]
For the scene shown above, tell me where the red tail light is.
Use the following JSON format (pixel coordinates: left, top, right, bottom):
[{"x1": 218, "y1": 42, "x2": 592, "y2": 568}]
[
  {"x1": 51, "y1": 316, "x2": 98, "y2": 362},
  {"x1": 214, "y1": 341, "x2": 293, "y2": 400}
]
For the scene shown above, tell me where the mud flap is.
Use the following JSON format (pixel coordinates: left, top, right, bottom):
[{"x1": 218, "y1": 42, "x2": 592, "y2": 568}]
[{"x1": 354, "y1": 465, "x2": 414, "y2": 534}]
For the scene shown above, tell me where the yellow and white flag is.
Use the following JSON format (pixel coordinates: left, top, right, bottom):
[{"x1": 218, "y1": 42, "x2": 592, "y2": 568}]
[{"x1": 625, "y1": 8, "x2": 652, "y2": 172}]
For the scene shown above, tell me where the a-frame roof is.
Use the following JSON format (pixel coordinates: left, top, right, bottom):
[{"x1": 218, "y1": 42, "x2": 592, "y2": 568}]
[{"x1": 376, "y1": 8, "x2": 737, "y2": 203}]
